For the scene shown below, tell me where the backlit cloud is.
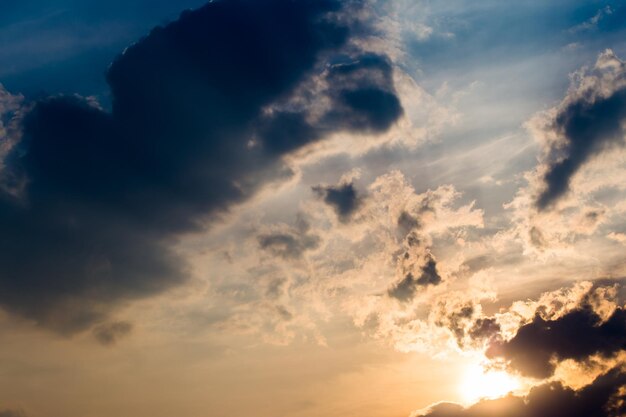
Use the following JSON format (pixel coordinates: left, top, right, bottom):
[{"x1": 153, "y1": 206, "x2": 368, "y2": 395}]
[{"x1": 0, "y1": 0, "x2": 403, "y2": 333}]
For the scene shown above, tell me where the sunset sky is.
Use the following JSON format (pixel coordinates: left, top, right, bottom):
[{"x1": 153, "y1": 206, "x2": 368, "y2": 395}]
[{"x1": 1, "y1": 1, "x2": 626, "y2": 416}]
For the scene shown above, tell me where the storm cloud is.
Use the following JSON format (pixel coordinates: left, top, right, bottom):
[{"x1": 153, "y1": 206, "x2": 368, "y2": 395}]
[
  {"x1": 535, "y1": 50, "x2": 626, "y2": 210},
  {"x1": 0, "y1": 0, "x2": 403, "y2": 333}
]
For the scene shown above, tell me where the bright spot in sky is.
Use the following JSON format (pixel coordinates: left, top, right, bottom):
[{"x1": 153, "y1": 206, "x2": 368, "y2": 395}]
[{"x1": 459, "y1": 363, "x2": 521, "y2": 404}]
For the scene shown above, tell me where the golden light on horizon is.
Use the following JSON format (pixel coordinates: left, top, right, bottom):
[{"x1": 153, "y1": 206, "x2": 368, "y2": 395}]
[{"x1": 459, "y1": 363, "x2": 521, "y2": 404}]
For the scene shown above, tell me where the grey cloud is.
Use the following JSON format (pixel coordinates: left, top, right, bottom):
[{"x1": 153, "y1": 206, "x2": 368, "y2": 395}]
[
  {"x1": 265, "y1": 278, "x2": 288, "y2": 299},
  {"x1": 387, "y1": 194, "x2": 449, "y2": 301},
  {"x1": 397, "y1": 211, "x2": 420, "y2": 237},
  {"x1": 388, "y1": 255, "x2": 442, "y2": 301},
  {"x1": 0, "y1": 0, "x2": 403, "y2": 333},
  {"x1": 414, "y1": 256, "x2": 443, "y2": 286},
  {"x1": 468, "y1": 317, "x2": 501, "y2": 342},
  {"x1": 0, "y1": 410, "x2": 26, "y2": 417},
  {"x1": 92, "y1": 321, "x2": 133, "y2": 346},
  {"x1": 258, "y1": 233, "x2": 321, "y2": 260},
  {"x1": 487, "y1": 304, "x2": 626, "y2": 379},
  {"x1": 442, "y1": 305, "x2": 475, "y2": 344},
  {"x1": 258, "y1": 217, "x2": 320, "y2": 260},
  {"x1": 313, "y1": 181, "x2": 362, "y2": 222},
  {"x1": 322, "y1": 54, "x2": 402, "y2": 133},
  {"x1": 536, "y1": 51, "x2": 626, "y2": 210},
  {"x1": 275, "y1": 305, "x2": 293, "y2": 321}
]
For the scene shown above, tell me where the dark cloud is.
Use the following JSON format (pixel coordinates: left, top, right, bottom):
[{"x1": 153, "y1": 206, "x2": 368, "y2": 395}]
[
  {"x1": 265, "y1": 278, "x2": 287, "y2": 300},
  {"x1": 415, "y1": 257, "x2": 443, "y2": 286},
  {"x1": 322, "y1": 54, "x2": 402, "y2": 133},
  {"x1": 257, "y1": 54, "x2": 402, "y2": 156},
  {"x1": 275, "y1": 305, "x2": 293, "y2": 321},
  {"x1": 258, "y1": 217, "x2": 320, "y2": 260},
  {"x1": 258, "y1": 233, "x2": 320, "y2": 260},
  {"x1": 388, "y1": 255, "x2": 442, "y2": 301},
  {"x1": 536, "y1": 55, "x2": 626, "y2": 210},
  {"x1": 0, "y1": 410, "x2": 26, "y2": 417},
  {"x1": 487, "y1": 305, "x2": 626, "y2": 378},
  {"x1": 442, "y1": 305, "x2": 475, "y2": 344},
  {"x1": 313, "y1": 182, "x2": 362, "y2": 222},
  {"x1": 0, "y1": 0, "x2": 402, "y2": 333},
  {"x1": 388, "y1": 273, "x2": 419, "y2": 302},
  {"x1": 397, "y1": 211, "x2": 420, "y2": 237},
  {"x1": 528, "y1": 226, "x2": 548, "y2": 248},
  {"x1": 468, "y1": 317, "x2": 501, "y2": 342},
  {"x1": 415, "y1": 366, "x2": 626, "y2": 417},
  {"x1": 92, "y1": 321, "x2": 133, "y2": 346}
]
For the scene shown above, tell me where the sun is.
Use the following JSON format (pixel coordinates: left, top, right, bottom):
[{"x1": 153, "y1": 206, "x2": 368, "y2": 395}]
[{"x1": 459, "y1": 363, "x2": 521, "y2": 404}]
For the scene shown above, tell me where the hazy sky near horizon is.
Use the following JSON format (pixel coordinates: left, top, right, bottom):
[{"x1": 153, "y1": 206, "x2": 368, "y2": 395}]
[{"x1": 1, "y1": 1, "x2": 626, "y2": 417}]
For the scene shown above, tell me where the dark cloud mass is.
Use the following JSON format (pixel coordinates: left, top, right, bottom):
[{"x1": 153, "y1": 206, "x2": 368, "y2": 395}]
[
  {"x1": 0, "y1": 0, "x2": 402, "y2": 332},
  {"x1": 536, "y1": 54, "x2": 626, "y2": 210},
  {"x1": 388, "y1": 255, "x2": 442, "y2": 301},
  {"x1": 322, "y1": 54, "x2": 402, "y2": 132},
  {"x1": 313, "y1": 181, "x2": 362, "y2": 222},
  {"x1": 416, "y1": 366, "x2": 626, "y2": 417},
  {"x1": 487, "y1": 305, "x2": 626, "y2": 379}
]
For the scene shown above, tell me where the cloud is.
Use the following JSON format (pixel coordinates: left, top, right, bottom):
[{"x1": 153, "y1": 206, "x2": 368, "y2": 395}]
[
  {"x1": 569, "y1": 6, "x2": 613, "y2": 34},
  {"x1": 197, "y1": 170, "x2": 485, "y2": 348},
  {"x1": 608, "y1": 232, "x2": 626, "y2": 245},
  {"x1": 0, "y1": 410, "x2": 26, "y2": 417},
  {"x1": 413, "y1": 366, "x2": 626, "y2": 417},
  {"x1": 92, "y1": 320, "x2": 133, "y2": 346},
  {"x1": 313, "y1": 181, "x2": 362, "y2": 222},
  {"x1": 468, "y1": 317, "x2": 500, "y2": 342},
  {"x1": 258, "y1": 216, "x2": 321, "y2": 260},
  {"x1": 0, "y1": 85, "x2": 24, "y2": 192},
  {"x1": 397, "y1": 280, "x2": 626, "y2": 416},
  {"x1": 0, "y1": 0, "x2": 403, "y2": 333},
  {"x1": 388, "y1": 254, "x2": 442, "y2": 301},
  {"x1": 382, "y1": 180, "x2": 479, "y2": 302},
  {"x1": 487, "y1": 305, "x2": 626, "y2": 379},
  {"x1": 322, "y1": 54, "x2": 403, "y2": 133},
  {"x1": 533, "y1": 50, "x2": 626, "y2": 210}
]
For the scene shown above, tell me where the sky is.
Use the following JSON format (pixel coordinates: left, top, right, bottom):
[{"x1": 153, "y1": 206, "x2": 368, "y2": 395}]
[{"x1": 1, "y1": 0, "x2": 626, "y2": 416}]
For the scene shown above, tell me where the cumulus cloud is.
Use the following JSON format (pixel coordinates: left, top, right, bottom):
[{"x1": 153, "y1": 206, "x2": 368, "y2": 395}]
[
  {"x1": 379, "y1": 178, "x2": 482, "y2": 303},
  {"x1": 188, "y1": 170, "x2": 485, "y2": 348},
  {"x1": 487, "y1": 305, "x2": 626, "y2": 379},
  {"x1": 502, "y1": 51, "x2": 626, "y2": 257},
  {"x1": 532, "y1": 49, "x2": 626, "y2": 210},
  {"x1": 319, "y1": 171, "x2": 486, "y2": 351},
  {"x1": 411, "y1": 280, "x2": 626, "y2": 417},
  {"x1": 0, "y1": 0, "x2": 403, "y2": 333}
]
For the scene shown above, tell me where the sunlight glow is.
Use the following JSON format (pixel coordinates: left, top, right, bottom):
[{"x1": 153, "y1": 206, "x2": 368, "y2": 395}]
[{"x1": 459, "y1": 363, "x2": 521, "y2": 404}]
